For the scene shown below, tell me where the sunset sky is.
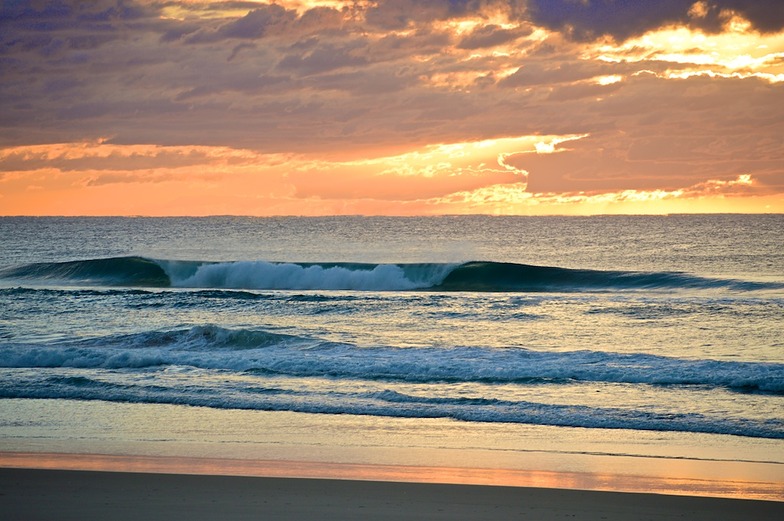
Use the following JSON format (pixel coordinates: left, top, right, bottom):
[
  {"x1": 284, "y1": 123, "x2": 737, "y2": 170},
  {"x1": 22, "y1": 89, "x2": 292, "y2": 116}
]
[{"x1": 1, "y1": 0, "x2": 783, "y2": 215}]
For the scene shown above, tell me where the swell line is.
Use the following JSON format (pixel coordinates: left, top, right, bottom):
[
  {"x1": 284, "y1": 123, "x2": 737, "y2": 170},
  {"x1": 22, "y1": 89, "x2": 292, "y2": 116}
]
[{"x1": 2, "y1": 256, "x2": 780, "y2": 293}]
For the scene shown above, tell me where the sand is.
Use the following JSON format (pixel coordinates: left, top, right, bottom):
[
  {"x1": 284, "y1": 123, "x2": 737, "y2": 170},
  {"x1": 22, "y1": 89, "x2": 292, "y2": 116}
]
[{"x1": 2, "y1": 466, "x2": 782, "y2": 521}]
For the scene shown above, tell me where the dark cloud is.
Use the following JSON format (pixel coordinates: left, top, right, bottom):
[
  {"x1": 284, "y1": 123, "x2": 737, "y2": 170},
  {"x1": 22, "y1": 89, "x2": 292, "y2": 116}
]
[
  {"x1": 366, "y1": 28, "x2": 452, "y2": 63},
  {"x1": 364, "y1": 0, "x2": 527, "y2": 29},
  {"x1": 159, "y1": 23, "x2": 201, "y2": 43},
  {"x1": 457, "y1": 24, "x2": 531, "y2": 49},
  {"x1": 0, "y1": 0, "x2": 151, "y2": 25},
  {"x1": 546, "y1": 81, "x2": 624, "y2": 101},
  {"x1": 175, "y1": 73, "x2": 291, "y2": 101},
  {"x1": 183, "y1": 4, "x2": 345, "y2": 44},
  {"x1": 55, "y1": 98, "x2": 188, "y2": 121},
  {"x1": 217, "y1": 5, "x2": 296, "y2": 39},
  {"x1": 0, "y1": 148, "x2": 220, "y2": 173},
  {"x1": 277, "y1": 40, "x2": 367, "y2": 75},
  {"x1": 500, "y1": 61, "x2": 612, "y2": 87},
  {"x1": 184, "y1": 4, "x2": 296, "y2": 43},
  {"x1": 692, "y1": 1, "x2": 784, "y2": 33},
  {"x1": 302, "y1": 67, "x2": 415, "y2": 94},
  {"x1": 527, "y1": 0, "x2": 784, "y2": 42},
  {"x1": 296, "y1": 6, "x2": 346, "y2": 32},
  {"x1": 0, "y1": 0, "x2": 160, "y2": 58},
  {"x1": 42, "y1": 77, "x2": 83, "y2": 94}
]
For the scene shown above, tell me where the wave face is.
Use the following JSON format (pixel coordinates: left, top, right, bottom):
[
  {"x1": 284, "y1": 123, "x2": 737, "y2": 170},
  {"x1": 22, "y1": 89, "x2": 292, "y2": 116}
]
[
  {"x1": 435, "y1": 261, "x2": 778, "y2": 292},
  {"x1": 1, "y1": 325, "x2": 782, "y2": 439},
  {"x1": 2, "y1": 256, "x2": 779, "y2": 293},
  {"x1": 0, "y1": 256, "x2": 170, "y2": 287}
]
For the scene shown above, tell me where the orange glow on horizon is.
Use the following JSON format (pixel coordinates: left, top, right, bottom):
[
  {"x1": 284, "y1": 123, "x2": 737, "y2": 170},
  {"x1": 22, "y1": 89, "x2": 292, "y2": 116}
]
[{"x1": 1, "y1": 135, "x2": 780, "y2": 217}]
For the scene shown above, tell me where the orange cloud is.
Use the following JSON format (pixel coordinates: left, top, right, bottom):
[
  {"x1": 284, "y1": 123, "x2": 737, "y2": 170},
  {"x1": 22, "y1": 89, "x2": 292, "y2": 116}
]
[
  {"x1": 1, "y1": 1, "x2": 782, "y2": 216},
  {"x1": 0, "y1": 135, "x2": 553, "y2": 214},
  {"x1": 587, "y1": 21, "x2": 784, "y2": 83},
  {"x1": 418, "y1": 174, "x2": 782, "y2": 215},
  {"x1": 3, "y1": 135, "x2": 780, "y2": 216}
]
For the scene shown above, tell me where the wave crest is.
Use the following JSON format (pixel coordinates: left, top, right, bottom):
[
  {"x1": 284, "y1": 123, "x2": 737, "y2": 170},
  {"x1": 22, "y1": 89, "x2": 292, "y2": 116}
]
[
  {"x1": 2, "y1": 256, "x2": 780, "y2": 293},
  {"x1": 167, "y1": 261, "x2": 452, "y2": 291}
]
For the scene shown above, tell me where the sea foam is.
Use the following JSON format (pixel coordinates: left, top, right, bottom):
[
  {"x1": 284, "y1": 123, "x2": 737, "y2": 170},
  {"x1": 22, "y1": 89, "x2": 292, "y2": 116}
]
[
  {"x1": 2, "y1": 325, "x2": 782, "y2": 394},
  {"x1": 170, "y1": 261, "x2": 450, "y2": 291}
]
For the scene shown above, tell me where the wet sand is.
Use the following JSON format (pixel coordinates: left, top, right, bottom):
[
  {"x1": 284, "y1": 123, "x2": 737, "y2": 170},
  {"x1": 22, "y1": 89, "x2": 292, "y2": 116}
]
[
  {"x1": 6, "y1": 469, "x2": 784, "y2": 521},
  {"x1": 2, "y1": 466, "x2": 782, "y2": 521}
]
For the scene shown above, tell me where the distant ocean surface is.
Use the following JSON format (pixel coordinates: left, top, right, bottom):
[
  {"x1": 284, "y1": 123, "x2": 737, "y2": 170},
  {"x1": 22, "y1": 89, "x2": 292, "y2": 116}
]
[{"x1": 1, "y1": 215, "x2": 783, "y2": 450}]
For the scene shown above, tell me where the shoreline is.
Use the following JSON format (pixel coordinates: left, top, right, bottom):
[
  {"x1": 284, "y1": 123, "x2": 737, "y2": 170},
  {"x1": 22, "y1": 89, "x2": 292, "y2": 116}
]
[
  {"x1": 2, "y1": 466, "x2": 782, "y2": 521},
  {"x1": 2, "y1": 399, "x2": 783, "y2": 503},
  {"x1": 1, "y1": 451, "x2": 782, "y2": 502}
]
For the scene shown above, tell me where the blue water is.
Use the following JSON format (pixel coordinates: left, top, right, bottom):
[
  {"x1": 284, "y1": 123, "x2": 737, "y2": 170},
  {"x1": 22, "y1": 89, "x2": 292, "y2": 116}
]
[{"x1": 0, "y1": 215, "x2": 782, "y2": 442}]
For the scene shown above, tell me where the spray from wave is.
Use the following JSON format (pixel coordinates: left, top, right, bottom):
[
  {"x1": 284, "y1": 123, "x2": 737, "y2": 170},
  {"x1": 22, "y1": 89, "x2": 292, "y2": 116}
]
[{"x1": 162, "y1": 260, "x2": 454, "y2": 291}]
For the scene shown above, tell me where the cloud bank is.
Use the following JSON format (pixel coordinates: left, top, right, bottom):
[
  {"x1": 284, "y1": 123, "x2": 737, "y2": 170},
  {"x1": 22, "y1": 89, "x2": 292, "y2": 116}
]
[{"x1": 1, "y1": 0, "x2": 782, "y2": 215}]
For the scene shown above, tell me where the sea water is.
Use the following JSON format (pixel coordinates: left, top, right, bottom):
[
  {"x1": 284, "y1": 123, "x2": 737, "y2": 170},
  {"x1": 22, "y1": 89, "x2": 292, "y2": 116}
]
[{"x1": 0, "y1": 215, "x2": 782, "y2": 494}]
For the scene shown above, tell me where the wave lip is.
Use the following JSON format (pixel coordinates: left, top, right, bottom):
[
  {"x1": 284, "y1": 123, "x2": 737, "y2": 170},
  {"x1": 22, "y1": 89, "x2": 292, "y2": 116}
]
[{"x1": 2, "y1": 256, "x2": 780, "y2": 293}]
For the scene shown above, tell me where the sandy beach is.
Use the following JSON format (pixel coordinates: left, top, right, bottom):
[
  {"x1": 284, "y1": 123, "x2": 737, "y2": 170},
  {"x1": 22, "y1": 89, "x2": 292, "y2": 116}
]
[{"x1": 2, "y1": 466, "x2": 782, "y2": 521}]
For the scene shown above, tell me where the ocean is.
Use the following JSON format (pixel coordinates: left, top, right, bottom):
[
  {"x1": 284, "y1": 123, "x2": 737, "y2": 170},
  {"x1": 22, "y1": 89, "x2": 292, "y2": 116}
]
[{"x1": 1, "y1": 215, "x2": 783, "y2": 496}]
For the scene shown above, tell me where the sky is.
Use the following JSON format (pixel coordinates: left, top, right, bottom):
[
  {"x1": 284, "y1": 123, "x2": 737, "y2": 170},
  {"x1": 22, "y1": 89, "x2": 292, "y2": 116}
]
[{"x1": 1, "y1": 0, "x2": 783, "y2": 216}]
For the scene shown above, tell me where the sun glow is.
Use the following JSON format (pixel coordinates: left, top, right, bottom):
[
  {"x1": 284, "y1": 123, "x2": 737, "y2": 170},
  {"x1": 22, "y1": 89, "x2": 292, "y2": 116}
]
[
  {"x1": 589, "y1": 23, "x2": 784, "y2": 82},
  {"x1": 426, "y1": 175, "x2": 779, "y2": 216},
  {"x1": 594, "y1": 75, "x2": 623, "y2": 85},
  {"x1": 303, "y1": 134, "x2": 588, "y2": 182},
  {"x1": 6, "y1": 137, "x2": 776, "y2": 217}
]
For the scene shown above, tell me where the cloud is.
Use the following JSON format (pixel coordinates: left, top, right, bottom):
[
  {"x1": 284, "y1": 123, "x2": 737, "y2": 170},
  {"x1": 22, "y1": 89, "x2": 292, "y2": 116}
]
[
  {"x1": 285, "y1": 135, "x2": 547, "y2": 200},
  {"x1": 0, "y1": 142, "x2": 266, "y2": 172},
  {"x1": 0, "y1": 135, "x2": 548, "y2": 211},
  {"x1": 364, "y1": 0, "x2": 484, "y2": 29},
  {"x1": 422, "y1": 173, "x2": 771, "y2": 216},
  {"x1": 500, "y1": 60, "x2": 615, "y2": 87},
  {"x1": 180, "y1": 3, "x2": 346, "y2": 44},
  {"x1": 277, "y1": 40, "x2": 367, "y2": 75},
  {"x1": 526, "y1": 0, "x2": 784, "y2": 42},
  {"x1": 457, "y1": 23, "x2": 532, "y2": 49},
  {"x1": 185, "y1": 4, "x2": 298, "y2": 43},
  {"x1": 1, "y1": 1, "x2": 783, "y2": 215}
]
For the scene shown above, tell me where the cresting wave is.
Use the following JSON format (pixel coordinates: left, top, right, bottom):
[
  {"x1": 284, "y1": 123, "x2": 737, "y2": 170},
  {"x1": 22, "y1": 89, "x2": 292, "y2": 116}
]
[
  {"x1": 2, "y1": 325, "x2": 783, "y2": 395},
  {"x1": 1, "y1": 326, "x2": 783, "y2": 439},
  {"x1": 2, "y1": 256, "x2": 779, "y2": 292}
]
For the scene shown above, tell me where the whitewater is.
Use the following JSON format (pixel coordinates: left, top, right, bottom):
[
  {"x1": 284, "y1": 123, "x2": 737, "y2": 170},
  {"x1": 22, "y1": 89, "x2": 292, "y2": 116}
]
[{"x1": 1, "y1": 215, "x2": 783, "y2": 484}]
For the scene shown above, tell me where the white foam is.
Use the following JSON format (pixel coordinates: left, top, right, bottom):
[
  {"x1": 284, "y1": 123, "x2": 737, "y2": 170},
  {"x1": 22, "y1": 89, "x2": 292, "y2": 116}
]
[{"x1": 170, "y1": 261, "x2": 451, "y2": 291}]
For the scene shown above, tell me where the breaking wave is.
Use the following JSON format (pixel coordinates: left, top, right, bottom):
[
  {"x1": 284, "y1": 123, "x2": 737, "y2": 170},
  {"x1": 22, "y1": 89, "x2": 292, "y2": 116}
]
[
  {"x1": 2, "y1": 325, "x2": 782, "y2": 395},
  {"x1": 2, "y1": 256, "x2": 780, "y2": 293},
  {"x1": 1, "y1": 325, "x2": 783, "y2": 438}
]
